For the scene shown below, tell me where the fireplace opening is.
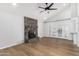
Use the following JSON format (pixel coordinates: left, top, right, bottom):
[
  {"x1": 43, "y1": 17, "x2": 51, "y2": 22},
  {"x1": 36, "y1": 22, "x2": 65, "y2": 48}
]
[{"x1": 28, "y1": 30, "x2": 36, "y2": 39}]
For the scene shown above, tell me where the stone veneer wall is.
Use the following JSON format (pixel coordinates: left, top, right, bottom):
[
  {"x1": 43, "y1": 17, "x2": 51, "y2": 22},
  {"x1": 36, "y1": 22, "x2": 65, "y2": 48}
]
[{"x1": 24, "y1": 17, "x2": 38, "y2": 43}]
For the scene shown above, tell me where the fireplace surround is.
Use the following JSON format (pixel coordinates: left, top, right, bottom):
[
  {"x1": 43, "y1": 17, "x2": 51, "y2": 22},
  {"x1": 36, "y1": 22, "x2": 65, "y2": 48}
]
[{"x1": 24, "y1": 17, "x2": 38, "y2": 43}]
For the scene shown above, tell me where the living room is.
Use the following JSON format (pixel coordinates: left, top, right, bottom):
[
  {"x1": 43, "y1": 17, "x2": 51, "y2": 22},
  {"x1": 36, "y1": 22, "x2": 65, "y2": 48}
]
[{"x1": 0, "y1": 2, "x2": 79, "y2": 56}]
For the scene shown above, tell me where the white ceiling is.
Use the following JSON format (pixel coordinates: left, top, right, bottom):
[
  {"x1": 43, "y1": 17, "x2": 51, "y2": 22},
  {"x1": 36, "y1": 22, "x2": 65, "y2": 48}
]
[{"x1": 0, "y1": 3, "x2": 69, "y2": 20}]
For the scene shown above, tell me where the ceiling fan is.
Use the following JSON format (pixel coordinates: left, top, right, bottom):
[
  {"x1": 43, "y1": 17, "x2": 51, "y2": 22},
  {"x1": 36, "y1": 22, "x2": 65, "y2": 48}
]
[{"x1": 38, "y1": 3, "x2": 57, "y2": 13}]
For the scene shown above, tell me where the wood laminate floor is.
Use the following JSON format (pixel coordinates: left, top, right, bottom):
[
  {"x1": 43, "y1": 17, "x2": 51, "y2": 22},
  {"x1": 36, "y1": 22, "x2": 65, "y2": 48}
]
[{"x1": 0, "y1": 37, "x2": 79, "y2": 56}]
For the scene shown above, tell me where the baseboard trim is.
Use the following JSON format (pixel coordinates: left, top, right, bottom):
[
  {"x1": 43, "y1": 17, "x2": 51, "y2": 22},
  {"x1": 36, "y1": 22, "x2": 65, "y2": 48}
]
[
  {"x1": 0, "y1": 40, "x2": 24, "y2": 49},
  {"x1": 42, "y1": 37, "x2": 70, "y2": 40}
]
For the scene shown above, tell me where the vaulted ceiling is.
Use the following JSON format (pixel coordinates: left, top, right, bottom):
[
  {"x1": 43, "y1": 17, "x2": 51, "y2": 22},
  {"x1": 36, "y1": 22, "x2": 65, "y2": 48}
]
[{"x1": 0, "y1": 3, "x2": 70, "y2": 20}]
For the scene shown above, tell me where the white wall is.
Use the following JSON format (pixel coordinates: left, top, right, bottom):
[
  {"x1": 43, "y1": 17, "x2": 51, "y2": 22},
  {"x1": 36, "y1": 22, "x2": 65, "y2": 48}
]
[
  {"x1": 0, "y1": 11, "x2": 24, "y2": 49},
  {"x1": 38, "y1": 20, "x2": 44, "y2": 37},
  {"x1": 71, "y1": 4, "x2": 78, "y2": 18},
  {"x1": 76, "y1": 4, "x2": 79, "y2": 47}
]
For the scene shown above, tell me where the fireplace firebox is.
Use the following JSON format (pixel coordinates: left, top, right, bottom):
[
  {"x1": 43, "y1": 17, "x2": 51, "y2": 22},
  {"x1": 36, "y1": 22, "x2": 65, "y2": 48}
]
[{"x1": 28, "y1": 30, "x2": 36, "y2": 39}]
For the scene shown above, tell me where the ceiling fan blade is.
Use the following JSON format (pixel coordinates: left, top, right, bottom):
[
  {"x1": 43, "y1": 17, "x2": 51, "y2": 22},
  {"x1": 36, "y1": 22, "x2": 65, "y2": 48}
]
[
  {"x1": 49, "y1": 8, "x2": 57, "y2": 10},
  {"x1": 39, "y1": 7, "x2": 45, "y2": 9},
  {"x1": 48, "y1": 3, "x2": 54, "y2": 8}
]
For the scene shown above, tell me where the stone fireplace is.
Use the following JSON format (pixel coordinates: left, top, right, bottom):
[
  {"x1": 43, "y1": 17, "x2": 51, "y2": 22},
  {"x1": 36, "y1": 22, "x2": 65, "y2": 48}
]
[{"x1": 24, "y1": 17, "x2": 38, "y2": 43}]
